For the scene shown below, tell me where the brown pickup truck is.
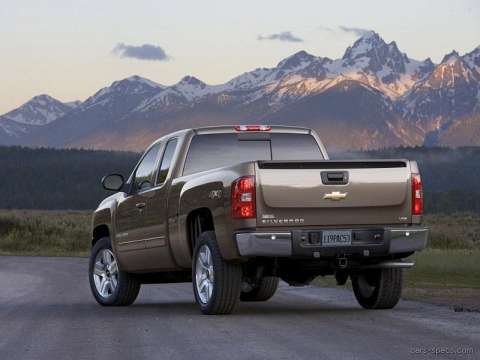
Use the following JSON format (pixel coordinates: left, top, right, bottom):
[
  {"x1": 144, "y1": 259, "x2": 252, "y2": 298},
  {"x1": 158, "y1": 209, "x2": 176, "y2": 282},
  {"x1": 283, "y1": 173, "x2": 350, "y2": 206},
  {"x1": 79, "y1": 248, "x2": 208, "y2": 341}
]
[{"x1": 89, "y1": 125, "x2": 428, "y2": 314}]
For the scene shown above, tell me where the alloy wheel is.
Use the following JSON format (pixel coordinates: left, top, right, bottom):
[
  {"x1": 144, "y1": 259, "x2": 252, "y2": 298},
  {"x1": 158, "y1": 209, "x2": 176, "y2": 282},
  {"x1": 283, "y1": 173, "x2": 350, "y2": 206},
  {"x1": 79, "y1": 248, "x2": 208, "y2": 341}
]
[
  {"x1": 195, "y1": 245, "x2": 215, "y2": 304},
  {"x1": 93, "y1": 249, "x2": 119, "y2": 298}
]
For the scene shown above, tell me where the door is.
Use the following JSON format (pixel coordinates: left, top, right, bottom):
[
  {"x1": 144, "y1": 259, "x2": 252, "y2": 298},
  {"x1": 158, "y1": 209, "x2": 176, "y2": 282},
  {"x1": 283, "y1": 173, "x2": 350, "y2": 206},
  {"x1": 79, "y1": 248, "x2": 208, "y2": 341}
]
[
  {"x1": 115, "y1": 143, "x2": 162, "y2": 256},
  {"x1": 140, "y1": 138, "x2": 179, "y2": 270}
]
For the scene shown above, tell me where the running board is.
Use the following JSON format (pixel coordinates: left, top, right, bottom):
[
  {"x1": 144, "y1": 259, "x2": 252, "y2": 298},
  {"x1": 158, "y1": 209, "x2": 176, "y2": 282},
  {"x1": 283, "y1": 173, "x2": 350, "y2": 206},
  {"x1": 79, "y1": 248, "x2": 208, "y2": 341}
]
[{"x1": 361, "y1": 261, "x2": 415, "y2": 269}]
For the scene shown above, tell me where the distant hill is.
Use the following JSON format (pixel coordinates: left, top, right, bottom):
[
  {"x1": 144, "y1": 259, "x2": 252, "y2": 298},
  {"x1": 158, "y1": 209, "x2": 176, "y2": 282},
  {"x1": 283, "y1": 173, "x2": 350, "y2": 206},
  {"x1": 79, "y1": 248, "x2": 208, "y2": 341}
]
[
  {"x1": 1, "y1": 32, "x2": 479, "y2": 151},
  {"x1": 0, "y1": 145, "x2": 479, "y2": 212}
]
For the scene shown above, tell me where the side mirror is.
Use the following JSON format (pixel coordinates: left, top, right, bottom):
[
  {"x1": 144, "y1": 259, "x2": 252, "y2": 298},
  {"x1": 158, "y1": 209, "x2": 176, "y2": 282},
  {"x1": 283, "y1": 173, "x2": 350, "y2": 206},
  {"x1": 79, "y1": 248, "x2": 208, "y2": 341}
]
[{"x1": 101, "y1": 174, "x2": 124, "y2": 191}]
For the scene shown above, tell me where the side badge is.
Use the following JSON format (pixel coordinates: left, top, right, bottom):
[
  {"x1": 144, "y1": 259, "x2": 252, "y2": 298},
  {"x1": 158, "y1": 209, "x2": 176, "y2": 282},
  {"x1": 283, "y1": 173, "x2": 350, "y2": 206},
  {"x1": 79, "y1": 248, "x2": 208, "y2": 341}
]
[{"x1": 208, "y1": 190, "x2": 223, "y2": 200}]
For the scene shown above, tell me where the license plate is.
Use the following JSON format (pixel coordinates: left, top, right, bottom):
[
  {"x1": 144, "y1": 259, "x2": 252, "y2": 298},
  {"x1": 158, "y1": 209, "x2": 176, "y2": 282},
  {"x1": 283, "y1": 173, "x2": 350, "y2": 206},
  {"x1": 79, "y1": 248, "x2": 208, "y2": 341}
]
[{"x1": 322, "y1": 230, "x2": 352, "y2": 247}]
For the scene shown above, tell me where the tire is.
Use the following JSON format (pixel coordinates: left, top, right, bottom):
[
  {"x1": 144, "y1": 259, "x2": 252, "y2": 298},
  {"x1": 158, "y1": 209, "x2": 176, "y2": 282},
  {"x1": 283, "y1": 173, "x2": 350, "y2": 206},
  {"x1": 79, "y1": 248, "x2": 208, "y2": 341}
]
[
  {"x1": 89, "y1": 237, "x2": 140, "y2": 306},
  {"x1": 240, "y1": 276, "x2": 279, "y2": 302},
  {"x1": 192, "y1": 231, "x2": 242, "y2": 315},
  {"x1": 352, "y1": 268, "x2": 403, "y2": 309}
]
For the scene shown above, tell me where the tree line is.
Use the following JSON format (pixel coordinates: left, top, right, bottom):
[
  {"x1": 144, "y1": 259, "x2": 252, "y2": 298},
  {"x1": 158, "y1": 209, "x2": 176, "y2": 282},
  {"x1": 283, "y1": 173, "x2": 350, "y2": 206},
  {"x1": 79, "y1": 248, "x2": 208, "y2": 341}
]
[{"x1": 0, "y1": 145, "x2": 479, "y2": 213}]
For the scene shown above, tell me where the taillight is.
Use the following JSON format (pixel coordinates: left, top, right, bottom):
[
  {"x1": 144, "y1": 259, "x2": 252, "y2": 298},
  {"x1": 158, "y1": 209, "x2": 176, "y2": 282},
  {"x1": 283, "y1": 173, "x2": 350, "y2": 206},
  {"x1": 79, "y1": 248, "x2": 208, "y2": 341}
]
[
  {"x1": 231, "y1": 176, "x2": 256, "y2": 219},
  {"x1": 234, "y1": 125, "x2": 271, "y2": 132},
  {"x1": 411, "y1": 173, "x2": 423, "y2": 215}
]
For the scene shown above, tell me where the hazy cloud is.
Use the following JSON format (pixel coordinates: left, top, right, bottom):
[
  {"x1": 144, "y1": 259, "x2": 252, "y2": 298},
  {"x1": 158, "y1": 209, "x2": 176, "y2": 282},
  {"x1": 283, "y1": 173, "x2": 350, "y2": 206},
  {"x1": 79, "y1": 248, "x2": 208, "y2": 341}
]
[
  {"x1": 112, "y1": 43, "x2": 169, "y2": 61},
  {"x1": 317, "y1": 25, "x2": 335, "y2": 32},
  {"x1": 257, "y1": 31, "x2": 303, "y2": 43},
  {"x1": 338, "y1": 26, "x2": 372, "y2": 37}
]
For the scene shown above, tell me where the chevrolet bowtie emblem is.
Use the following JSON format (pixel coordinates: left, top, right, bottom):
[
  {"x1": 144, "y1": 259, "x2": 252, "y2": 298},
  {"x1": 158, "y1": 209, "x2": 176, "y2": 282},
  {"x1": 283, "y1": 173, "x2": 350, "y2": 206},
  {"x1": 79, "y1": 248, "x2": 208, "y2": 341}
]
[{"x1": 323, "y1": 191, "x2": 348, "y2": 201}]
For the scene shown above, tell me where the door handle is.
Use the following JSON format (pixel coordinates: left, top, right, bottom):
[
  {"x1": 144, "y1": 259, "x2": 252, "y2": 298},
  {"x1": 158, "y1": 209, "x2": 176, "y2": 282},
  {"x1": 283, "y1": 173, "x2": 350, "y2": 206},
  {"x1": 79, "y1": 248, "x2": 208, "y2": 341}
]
[
  {"x1": 321, "y1": 171, "x2": 349, "y2": 185},
  {"x1": 135, "y1": 202, "x2": 146, "y2": 210}
]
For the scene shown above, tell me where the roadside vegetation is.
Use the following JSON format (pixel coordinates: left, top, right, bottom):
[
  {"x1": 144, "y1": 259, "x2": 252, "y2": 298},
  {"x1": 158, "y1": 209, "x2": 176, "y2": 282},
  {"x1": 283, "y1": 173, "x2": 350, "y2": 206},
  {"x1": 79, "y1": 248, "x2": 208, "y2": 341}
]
[
  {"x1": 1, "y1": 210, "x2": 478, "y2": 268},
  {"x1": 1, "y1": 210, "x2": 479, "y2": 307},
  {"x1": 0, "y1": 210, "x2": 90, "y2": 256}
]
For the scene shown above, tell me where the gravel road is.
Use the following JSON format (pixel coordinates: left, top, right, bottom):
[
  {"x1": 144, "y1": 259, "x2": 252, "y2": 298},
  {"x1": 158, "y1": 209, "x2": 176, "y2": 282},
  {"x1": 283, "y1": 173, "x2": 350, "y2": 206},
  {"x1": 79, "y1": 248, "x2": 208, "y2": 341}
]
[{"x1": 0, "y1": 256, "x2": 478, "y2": 360}]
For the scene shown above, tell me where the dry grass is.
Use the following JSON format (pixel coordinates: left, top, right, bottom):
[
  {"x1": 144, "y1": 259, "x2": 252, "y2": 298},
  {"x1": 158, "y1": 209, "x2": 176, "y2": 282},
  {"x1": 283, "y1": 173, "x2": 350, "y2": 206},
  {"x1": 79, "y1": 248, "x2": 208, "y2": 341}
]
[
  {"x1": 1, "y1": 210, "x2": 479, "y2": 287},
  {"x1": 424, "y1": 213, "x2": 480, "y2": 249},
  {"x1": 0, "y1": 210, "x2": 91, "y2": 256}
]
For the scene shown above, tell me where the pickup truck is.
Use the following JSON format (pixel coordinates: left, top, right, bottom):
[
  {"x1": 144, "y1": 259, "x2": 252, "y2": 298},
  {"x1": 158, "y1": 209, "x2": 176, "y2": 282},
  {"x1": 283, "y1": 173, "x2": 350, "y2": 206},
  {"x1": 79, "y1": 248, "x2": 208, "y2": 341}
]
[{"x1": 89, "y1": 125, "x2": 428, "y2": 314}]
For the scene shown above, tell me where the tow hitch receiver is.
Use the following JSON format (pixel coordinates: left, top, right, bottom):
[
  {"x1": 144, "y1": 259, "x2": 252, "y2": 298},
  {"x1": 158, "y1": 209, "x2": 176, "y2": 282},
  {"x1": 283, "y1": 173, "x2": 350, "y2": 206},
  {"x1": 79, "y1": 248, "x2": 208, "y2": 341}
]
[{"x1": 337, "y1": 255, "x2": 348, "y2": 268}]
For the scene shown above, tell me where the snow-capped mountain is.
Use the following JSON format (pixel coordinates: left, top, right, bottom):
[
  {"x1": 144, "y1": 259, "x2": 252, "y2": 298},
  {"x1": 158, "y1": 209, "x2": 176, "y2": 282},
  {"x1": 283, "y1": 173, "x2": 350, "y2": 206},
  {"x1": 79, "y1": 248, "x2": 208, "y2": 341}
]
[
  {"x1": 82, "y1": 75, "x2": 164, "y2": 109},
  {"x1": 0, "y1": 117, "x2": 30, "y2": 141},
  {"x1": 0, "y1": 94, "x2": 77, "y2": 126},
  {"x1": 1, "y1": 32, "x2": 479, "y2": 150},
  {"x1": 464, "y1": 46, "x2": 480, "y2": 74},
  {"x1": 216, "y1": 32, "x2": 435, "y2": 108},
  {"x1": 331, "y1": 31, "x2": 435, "y2": 98},
  {"x1": 400, "y1": 51, "x2": 480, "y2": 139},
  {"x1": 135, "y1": 75, "x2": 228, "y2": 112}
]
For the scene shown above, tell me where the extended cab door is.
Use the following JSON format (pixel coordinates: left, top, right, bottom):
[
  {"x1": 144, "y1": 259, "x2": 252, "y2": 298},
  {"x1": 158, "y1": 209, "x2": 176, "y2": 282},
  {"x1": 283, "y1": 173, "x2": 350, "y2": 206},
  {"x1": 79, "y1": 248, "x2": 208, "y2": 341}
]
[
  {"x1": 139, "y1": 138, "x2": 179, "y2": 270},
  {"x1": 115, "y1": 143, "x2": 162, "y2": 255}
]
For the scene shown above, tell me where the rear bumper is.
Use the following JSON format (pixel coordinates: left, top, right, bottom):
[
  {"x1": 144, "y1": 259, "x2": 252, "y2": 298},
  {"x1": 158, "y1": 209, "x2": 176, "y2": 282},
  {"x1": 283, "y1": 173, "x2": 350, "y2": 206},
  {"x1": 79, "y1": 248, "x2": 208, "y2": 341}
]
[{"x1": 235, "y1": 226, "x2": 428, "y2": 258}]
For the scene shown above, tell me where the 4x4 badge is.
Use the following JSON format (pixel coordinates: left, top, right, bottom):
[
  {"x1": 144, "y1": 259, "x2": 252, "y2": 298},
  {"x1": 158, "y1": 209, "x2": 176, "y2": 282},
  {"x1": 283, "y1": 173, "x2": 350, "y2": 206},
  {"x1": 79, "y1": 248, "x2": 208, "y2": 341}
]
[
  {"x1": 208, "y1": 190, "x2": 223, "y2": 200},
  {"x1": 323, "y1": 191, "x2": 348, "y2": 201}
]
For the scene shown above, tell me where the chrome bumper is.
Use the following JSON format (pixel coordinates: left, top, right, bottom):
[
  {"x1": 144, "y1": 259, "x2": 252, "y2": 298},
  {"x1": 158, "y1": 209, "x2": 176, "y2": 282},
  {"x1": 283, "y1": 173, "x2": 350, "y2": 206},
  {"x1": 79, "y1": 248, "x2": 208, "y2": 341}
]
[
  {"x1": 235, "y1": 232, "x2": 292, "y2": 257},
  {"x1": 235, "y1": 227, "x2": 428, "y2": 257},
  {"x1": 388, "y1": 227, "x2": 428, "y2": 254}
]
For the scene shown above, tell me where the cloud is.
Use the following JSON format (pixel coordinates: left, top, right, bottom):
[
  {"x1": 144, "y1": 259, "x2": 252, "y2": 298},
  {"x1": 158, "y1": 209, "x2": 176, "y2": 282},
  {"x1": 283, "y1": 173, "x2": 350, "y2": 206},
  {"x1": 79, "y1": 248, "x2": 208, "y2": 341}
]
[
  {"x1": 112, "y1": 43, "x2": 169, "y2": 61},
  {"x1": 338, "y1": 26, "x2": 372, "y2": 37},
  {"x1": 257, "y1": 31, "x2": 303, "y2": 43},
  {"x1": 317, "y1": 25, "x2": 335, "y2": 33}
]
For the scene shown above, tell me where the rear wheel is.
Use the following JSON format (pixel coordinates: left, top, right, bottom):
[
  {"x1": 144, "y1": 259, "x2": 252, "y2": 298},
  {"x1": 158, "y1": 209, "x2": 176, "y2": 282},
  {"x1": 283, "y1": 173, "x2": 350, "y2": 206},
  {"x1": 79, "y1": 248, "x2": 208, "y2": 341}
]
[
  {"x1": 89, "y1": 237, "x2": 140, "y2": 306},
  {"x1": 240, "y1": 276, "x2": 279, "y2": 302},
  {"x1": 192, "y1": 231, "x2": 242, "y2": 315},
  {"x1": 352, "y1": 268, "x2": 403, "y2": 309}
]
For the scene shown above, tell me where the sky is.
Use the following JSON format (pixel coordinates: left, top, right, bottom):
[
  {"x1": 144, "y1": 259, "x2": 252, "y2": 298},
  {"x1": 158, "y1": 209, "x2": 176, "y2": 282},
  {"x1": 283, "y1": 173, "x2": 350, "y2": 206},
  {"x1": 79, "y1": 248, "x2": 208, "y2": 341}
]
[{"x1": 1, "y1": 0, "x2": 479, "y2": 114}]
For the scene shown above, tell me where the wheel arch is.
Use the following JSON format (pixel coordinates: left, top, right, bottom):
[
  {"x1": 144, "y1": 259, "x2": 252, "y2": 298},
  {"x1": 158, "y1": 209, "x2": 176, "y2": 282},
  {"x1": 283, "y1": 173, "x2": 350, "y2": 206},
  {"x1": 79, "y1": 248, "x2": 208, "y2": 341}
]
[
  {"x1": 186, "y1": 207, "x2": 215, "y2": 255},
  {"x1": 92, "y1": 224, "x2": 111, "y2": 247}
]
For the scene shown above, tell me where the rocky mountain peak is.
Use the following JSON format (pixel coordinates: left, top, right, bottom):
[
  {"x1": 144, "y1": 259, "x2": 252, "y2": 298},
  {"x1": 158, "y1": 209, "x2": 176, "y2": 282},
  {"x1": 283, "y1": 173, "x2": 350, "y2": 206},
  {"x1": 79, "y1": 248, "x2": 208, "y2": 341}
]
[
  {"x1": 341, "y1": 31, "x2": 410, "y2": 77},
  {"x1": 342, "y1": 31, "x2": 386, "y2": 60},
  {"x1": 441, "y1": 50, "x2": 460, "y2": 64},
  {"x1": 178, "y1": 75, "x2": 206, "y2": 87},
  {"x1": 0, "y1": 94, "x2": 72, "y2": 126},
  {"x1": 277, "y1": 50, "x2": 316, "y2": 70}
]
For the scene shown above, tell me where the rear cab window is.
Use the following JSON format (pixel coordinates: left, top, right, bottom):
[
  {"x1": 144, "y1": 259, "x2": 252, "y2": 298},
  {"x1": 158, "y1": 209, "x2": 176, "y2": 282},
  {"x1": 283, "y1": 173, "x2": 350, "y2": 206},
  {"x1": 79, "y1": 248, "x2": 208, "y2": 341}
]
[
  {"x1": 183, "y1": 132, "x2": 323, "y2": 176},
  {"x1": 156, "y1": 138, "x2": 178, "y2": 185}
]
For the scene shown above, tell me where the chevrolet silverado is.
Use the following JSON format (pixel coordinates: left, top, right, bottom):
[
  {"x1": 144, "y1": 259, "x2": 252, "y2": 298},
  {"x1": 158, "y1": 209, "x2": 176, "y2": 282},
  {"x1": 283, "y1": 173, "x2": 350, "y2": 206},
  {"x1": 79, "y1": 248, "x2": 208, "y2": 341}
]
[{"x1": 89, "y1": 125, "x2": 428, "y2": 314}]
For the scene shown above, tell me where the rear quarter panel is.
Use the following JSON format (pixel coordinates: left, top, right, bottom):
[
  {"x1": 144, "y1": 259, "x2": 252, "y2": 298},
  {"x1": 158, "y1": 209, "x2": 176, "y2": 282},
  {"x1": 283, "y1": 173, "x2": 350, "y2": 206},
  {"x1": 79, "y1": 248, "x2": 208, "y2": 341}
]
[{"x1": 170, "y1": 161, "x2": 256, "y2": 268}]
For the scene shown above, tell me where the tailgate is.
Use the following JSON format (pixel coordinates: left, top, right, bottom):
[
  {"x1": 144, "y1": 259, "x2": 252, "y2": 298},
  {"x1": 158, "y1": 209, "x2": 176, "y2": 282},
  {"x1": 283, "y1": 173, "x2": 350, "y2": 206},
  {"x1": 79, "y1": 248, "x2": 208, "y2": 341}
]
[{"x1": 256, "y1": 160, "x2": 412, "y2": 227}]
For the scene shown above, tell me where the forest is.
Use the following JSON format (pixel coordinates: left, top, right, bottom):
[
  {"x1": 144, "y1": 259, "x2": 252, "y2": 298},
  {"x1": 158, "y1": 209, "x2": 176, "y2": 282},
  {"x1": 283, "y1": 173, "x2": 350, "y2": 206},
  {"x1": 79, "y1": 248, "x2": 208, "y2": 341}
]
[{"x1": 0, "y1": 145, "x2": 479, "y2": 213}]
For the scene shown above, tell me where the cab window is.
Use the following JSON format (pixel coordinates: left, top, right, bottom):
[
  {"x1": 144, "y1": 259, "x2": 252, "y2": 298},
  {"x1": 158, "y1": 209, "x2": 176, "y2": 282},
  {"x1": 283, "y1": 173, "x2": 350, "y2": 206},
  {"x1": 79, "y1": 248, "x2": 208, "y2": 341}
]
[
  {"x1": 156, "y1": 139, "x2": 178, "y2": 185},
  {"x1": 132, "y1": 143, "x2": 161, "y2": 192}
]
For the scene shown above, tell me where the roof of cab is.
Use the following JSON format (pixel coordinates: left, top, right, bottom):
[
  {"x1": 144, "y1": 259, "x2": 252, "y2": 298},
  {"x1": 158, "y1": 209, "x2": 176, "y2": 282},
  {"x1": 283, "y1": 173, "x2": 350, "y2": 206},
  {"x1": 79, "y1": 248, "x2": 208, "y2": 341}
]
[{"x1": 193, "y1": 125, "x2": 312, "y2": 134}]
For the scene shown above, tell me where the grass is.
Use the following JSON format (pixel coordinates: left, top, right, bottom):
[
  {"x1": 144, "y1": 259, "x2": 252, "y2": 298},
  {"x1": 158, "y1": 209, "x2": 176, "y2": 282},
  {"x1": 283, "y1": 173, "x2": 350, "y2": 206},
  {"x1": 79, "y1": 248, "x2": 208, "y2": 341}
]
[
  {"x1": 0, "y1": 210, "x2": 479, "y2": 306},
  {"x1": 405, "y1": 249, "x2": 480, "y2": 289},
  {"x1": 423, "y1": 213, "x2": 480, "y2": 249},
  {"x1": 0, "y1": 210, "x2": 91, "y2": 256}
]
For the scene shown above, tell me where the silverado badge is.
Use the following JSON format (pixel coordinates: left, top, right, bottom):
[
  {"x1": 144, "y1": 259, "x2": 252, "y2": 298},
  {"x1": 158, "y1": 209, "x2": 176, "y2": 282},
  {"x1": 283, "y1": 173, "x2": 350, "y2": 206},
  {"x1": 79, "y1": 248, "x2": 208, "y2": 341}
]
[{"x1": 323, "y1": 191, "x2": 348, "y2": 201}]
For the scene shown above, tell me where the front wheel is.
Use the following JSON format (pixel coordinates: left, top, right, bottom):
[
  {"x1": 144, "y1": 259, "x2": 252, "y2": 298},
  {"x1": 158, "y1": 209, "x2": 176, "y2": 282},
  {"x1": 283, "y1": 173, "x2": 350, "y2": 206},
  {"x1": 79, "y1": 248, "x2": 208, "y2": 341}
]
[
  {"x1": 89, "y1": 237, "x2": 140, "y2": 306},
  {"x1": 352, "y1": 268, "x2": 403, "y2": 309},
  {"x1": 192, "y1": 231, "x2": 242, "y2": 315}
]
